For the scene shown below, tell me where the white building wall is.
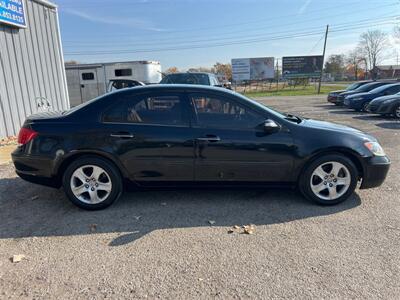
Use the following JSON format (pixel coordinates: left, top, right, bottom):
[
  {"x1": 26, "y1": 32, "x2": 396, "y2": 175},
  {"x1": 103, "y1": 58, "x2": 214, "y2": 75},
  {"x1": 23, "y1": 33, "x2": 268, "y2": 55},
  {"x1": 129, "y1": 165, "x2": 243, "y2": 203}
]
[{"x1": 0, "y1": 0, "x2": 69, "y2": 138}]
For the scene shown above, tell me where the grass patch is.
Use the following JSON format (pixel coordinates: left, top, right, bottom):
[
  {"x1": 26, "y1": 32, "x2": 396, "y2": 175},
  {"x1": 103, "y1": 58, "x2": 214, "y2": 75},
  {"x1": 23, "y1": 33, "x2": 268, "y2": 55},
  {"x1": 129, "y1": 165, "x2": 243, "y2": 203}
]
[{"x1": 243, "y1": 85, "x2": 347, "y2": 97}]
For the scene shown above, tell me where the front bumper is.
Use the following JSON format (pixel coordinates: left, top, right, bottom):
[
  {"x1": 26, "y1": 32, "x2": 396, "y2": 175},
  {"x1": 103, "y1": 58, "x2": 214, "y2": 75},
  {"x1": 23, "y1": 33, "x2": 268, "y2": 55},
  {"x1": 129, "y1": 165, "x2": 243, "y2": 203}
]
[
  {"x1": 360, "y1": 155, "x2": 390, "y2": 189},
  {"x1": 12, "y1": 148, "x2": 59, "y2": 188},
  {"x1": 327, "y1": 95, "x2": 339, "y2": 103}
]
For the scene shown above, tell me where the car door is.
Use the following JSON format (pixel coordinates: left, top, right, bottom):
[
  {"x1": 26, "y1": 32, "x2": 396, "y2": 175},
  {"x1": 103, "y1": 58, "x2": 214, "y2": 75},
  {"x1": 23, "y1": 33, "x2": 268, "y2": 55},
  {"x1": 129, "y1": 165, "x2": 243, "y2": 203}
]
[
  {"x1": 188, "y1": 92, "x2": 295, "y2": 182},
  {"x1": 101, "y1": 90, "x2": 194, "y2": 184}
]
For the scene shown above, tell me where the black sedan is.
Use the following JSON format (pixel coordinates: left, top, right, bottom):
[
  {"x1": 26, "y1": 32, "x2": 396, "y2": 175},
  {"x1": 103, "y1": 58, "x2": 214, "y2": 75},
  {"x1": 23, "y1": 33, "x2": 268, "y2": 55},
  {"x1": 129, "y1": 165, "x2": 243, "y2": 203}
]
[
  {"x1": 335, "y1": 81, "x2": 394, "y2": 105},
  {"x1": 366, "y1": 93, "x2": 400, "y2": 118},
  {"x1": 327, "y1": 81, "x2": 372, "y2": 105},
  {"x1": 12, "y1": 85, "x2": 390, "y2": 210},
  {"x1": 343, "y1": 83, "x2": 400, "y2": 111}
]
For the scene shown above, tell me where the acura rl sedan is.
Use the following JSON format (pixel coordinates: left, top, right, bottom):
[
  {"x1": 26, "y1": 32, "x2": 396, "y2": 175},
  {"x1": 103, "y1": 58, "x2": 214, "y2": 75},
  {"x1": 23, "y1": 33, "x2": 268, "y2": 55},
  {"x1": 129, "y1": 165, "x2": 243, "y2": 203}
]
[{"x1": 12, "y1": 85, "x2": 390, "y2": 210}]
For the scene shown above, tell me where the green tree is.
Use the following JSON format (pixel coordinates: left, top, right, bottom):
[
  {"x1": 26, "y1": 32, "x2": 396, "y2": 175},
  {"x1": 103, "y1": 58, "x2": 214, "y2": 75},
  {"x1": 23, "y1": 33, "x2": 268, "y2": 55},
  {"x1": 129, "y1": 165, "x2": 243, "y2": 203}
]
[{"x1": 324, "y1": 54, "x2": 345, "y2": 80}]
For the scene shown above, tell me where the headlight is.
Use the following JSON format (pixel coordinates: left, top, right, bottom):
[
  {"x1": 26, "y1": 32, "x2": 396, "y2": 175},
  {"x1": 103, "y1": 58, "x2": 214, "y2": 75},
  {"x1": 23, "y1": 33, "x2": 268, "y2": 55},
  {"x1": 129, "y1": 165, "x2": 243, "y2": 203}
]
[
  {"x1": 352, "y1": 97, "x2": 363, "y2": 101},
  {"x1": 364, "y1": 142, "x2": 386, "y2": 156}
]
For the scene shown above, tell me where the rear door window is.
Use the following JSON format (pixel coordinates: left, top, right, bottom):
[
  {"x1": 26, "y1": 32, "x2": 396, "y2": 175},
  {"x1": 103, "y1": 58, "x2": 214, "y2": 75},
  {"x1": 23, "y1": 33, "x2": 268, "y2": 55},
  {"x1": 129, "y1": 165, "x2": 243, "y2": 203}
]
[{"x1": 103, "y1": 93, "x2": 188, "y2": 126}]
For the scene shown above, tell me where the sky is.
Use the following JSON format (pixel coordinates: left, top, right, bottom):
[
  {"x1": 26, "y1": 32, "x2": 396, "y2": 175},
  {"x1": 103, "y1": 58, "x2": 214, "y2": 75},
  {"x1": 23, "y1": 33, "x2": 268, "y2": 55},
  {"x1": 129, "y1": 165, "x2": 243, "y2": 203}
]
[{"x1": 55, "y1": 0, "x2": 400, "y2": 70}]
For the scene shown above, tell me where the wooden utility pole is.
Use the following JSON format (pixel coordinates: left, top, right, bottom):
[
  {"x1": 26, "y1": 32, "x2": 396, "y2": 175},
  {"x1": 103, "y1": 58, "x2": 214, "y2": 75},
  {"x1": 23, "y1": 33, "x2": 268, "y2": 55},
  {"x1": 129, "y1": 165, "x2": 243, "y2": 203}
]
[
  {"x1": 318, "y1": 25, "x2": 329, "y2": 94},
  {"x1": 276, "y1": 58, "x2": 279, "y2": 91}
]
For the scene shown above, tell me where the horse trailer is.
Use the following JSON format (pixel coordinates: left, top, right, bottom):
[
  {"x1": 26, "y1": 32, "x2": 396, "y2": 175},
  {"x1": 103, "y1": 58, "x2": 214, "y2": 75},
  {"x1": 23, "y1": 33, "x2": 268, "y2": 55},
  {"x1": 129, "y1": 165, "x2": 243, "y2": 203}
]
[{"x1": 65, "y1": 61, "x2": 162, "y2": 107}]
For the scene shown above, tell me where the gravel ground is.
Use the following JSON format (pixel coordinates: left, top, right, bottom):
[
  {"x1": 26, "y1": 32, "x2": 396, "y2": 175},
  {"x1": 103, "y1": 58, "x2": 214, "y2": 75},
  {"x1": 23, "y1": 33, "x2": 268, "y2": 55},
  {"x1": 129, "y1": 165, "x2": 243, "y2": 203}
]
[{"x1": 0, "y1": 95, "x2": 399, "y2": 299}]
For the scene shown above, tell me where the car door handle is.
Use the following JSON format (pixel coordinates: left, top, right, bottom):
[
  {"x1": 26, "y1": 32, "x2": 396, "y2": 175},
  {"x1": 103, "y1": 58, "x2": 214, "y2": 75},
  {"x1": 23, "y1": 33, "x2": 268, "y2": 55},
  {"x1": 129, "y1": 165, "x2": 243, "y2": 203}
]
[
  {"x1": 110, "y1": 133, "x2": 134, "y2": 139},
  {"x1": 196, "y1": 135, "x2": 221, "y2": 142}
]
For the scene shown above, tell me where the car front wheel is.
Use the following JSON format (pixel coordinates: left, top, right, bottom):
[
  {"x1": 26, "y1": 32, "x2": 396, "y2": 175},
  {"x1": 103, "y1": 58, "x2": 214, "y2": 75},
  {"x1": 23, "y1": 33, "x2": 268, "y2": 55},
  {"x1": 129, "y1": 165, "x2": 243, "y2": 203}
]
[
  {"x1": 300, "y1": 154, "x2": 358, "y2": 205},
  {"x1": 62, "y1": 156, "x2": 123, "y2": 210},
  {"x1": 393, "y1": 104, "x2": 400, "y2": 119}
]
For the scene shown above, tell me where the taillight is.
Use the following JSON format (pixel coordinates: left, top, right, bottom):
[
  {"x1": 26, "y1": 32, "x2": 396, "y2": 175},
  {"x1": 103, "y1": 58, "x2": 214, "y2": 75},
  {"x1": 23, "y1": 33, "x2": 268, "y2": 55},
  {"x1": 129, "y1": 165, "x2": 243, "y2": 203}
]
[{"x1": 18, "y1": 128, "x2": 38, "y2": 145}]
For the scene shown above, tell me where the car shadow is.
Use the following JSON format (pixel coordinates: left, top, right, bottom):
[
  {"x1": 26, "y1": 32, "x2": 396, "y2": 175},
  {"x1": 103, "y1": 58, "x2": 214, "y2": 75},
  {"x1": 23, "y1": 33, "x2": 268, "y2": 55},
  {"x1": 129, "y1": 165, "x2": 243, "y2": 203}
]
[
  {"x1": 375, "y1": 122, "x2": 400, "y2": 130},
  {"x1": 314, "y1": 104, "x2": 345, "y2": 110},
  {"x1": 328, "y1": 110, "x2": 360, "y2": 115},
  {"x1": 0, "y1": 176, "x2": 361, "y2": 246},
  {"x1": 352, "y1": 115, "x2": 391, "y2": 121}
]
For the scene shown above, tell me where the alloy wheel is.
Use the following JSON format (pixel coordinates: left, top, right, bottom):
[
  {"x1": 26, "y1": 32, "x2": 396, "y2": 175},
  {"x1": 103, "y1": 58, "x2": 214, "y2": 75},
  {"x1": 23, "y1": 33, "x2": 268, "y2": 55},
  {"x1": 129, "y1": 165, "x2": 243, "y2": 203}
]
[
  {"x1": 70, "y1": 165, "x2": 112, "y2": 204},
  {"x1": 310, "y1": 161, "x2": 351, "y2": 201},
  {"x1": 395, "y1": 106, "x2": 400, "y2": 119}
]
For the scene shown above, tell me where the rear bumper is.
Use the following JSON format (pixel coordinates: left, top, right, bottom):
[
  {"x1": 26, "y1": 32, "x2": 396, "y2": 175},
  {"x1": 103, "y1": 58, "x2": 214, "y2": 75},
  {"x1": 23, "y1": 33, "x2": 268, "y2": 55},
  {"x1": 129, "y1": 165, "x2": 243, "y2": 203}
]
[
  {"x1": 12, "y1": 148, "x2": 60, "y2": 188},
  {"x1": 360, "y1": 156, "x2": 390, "y2": 189}
]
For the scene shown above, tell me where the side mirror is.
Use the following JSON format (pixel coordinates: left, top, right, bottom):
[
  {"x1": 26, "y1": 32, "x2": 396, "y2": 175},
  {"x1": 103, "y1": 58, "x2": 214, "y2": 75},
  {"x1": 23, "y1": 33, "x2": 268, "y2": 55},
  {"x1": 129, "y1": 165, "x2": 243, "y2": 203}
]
[{"x1": 263, "y1": 119, "x2": 280, "y2": 134}]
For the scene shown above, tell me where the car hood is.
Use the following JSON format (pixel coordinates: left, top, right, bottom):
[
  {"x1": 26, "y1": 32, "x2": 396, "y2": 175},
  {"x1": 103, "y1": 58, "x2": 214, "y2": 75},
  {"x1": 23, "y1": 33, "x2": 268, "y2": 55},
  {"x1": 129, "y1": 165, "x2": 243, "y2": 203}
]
[
  {"x1": 300, "y1": 119, "x2": 375, "y2": 141},
  {"x1": 329, "y1": 89, "x2": 346, "y2": 95},
  {"x1": 339, "y1": 90, "x2": 358, "y2": 97},
  {"x1": 369, "y1": 94, "x2": 400, "y2": 105}
]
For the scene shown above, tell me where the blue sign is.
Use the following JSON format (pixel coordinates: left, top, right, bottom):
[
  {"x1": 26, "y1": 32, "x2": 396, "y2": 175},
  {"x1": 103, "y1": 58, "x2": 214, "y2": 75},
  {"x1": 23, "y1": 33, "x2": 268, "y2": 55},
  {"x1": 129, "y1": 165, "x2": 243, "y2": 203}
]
[{"x1": 0, "y1": 0, "x2": 26, "y2": 28}]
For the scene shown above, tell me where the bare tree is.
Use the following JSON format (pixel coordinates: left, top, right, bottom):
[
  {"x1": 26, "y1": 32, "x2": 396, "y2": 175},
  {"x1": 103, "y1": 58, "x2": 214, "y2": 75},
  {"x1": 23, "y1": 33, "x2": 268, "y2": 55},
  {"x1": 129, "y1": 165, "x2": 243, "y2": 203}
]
[{"x1": 358, "y1": 30, "x2": 388, "y2": 78}]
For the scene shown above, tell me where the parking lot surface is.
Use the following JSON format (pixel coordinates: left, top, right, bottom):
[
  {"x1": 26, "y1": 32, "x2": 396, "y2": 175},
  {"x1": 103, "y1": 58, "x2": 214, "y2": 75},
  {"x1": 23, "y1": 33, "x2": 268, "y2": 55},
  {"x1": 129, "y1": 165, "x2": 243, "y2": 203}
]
[{"x1": 0, "y1": 95, "x2": 399, "y2": 299}]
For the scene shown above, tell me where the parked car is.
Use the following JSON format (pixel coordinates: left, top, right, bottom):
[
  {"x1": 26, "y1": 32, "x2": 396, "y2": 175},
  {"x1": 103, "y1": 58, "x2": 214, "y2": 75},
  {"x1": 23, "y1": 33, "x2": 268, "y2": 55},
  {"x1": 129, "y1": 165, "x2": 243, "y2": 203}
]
[
  {"x1": 366, "y1": 93, "x2": 400, "y2": 118},
  {"x1": 327, "y1": 81, "x2": 372, "y2": 105},
  {"x1": 107, "y1": 79, "x2": 145, "y2": 92},
  {"x1": 12, "y1": 85, "x2": 390, "y2": 210},
  {"x1": 335, "y1": 81, "x2": 395, "y2": 105},
  {"x1": 344, "y1": 83, "x2": 400, "y2": 111},
  {"x1": 160, "y1": 72, "x2": 222, "y2": 87}
]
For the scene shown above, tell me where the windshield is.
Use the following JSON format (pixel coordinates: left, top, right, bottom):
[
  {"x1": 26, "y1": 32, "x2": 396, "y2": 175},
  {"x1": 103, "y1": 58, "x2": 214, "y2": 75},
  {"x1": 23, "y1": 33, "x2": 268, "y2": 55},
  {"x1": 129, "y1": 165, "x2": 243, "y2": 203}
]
[
  {"x1": 235, "y1": 92, "x2": 288, "y2": 119},
  {"x1": 369, "y1": 84, "x2": 397, "y2": 94},
  {"x1": 160, "y1": 73, "x2": 210, "y2": 85},
  {"x1": 346, "y1": 82, "x2": 366, "y2": 91},
  {"x1": 354, "y1": 82, "x2": 384, "y2": 93}
]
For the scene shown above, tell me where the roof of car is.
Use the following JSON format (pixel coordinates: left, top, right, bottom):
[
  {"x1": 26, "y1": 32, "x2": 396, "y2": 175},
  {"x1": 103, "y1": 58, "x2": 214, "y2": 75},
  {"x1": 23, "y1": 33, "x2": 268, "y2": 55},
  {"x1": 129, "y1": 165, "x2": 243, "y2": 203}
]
[
  {"x1": 164, "y1": 72, "x2": 215, "y2": 76},
  {"x1": 121, "y1": 84, "x2": 228, "y2": 92},
  {"x1": 105, "y1": 84, "x2": 233, "y2": 97}
]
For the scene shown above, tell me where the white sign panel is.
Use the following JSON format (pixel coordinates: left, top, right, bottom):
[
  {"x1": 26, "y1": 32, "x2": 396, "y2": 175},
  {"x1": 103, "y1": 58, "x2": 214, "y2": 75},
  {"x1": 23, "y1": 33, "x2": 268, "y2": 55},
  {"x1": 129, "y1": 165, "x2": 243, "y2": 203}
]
[
  {"x1": 232, "y1": 58, "x2": 251, "y2": 81},
  {"x1": 232, "y1": 57, "x2": 275, "y2": 81}
]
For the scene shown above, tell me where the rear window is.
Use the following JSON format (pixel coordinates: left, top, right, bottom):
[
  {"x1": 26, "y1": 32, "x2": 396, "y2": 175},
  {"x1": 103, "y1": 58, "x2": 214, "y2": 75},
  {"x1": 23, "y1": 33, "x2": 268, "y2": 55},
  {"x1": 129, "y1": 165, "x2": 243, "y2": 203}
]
[{"x1": 160, "y1": 73, "x2": 210, "y2": 85}]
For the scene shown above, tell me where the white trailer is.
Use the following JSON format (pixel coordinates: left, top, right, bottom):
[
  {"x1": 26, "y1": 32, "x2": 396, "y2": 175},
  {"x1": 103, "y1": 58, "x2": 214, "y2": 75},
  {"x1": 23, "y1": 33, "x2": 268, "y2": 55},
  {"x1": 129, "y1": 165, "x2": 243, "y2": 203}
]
[{"x1": 65, "y1": 60, "x2": 162, "y2": 107}]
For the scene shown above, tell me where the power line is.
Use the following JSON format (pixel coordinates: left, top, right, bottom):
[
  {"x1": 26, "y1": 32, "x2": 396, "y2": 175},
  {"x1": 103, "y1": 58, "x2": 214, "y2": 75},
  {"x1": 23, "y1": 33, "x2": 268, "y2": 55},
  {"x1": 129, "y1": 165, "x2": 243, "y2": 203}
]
[
  {"x1": 65, "y1": 20, "x2": 396, "y2": 56},
  {"x1": 61, "y1": 2, "x2": 399, "y2": 40},
  {"x1": 62, "y1": 14, "x2": 398, "y2": 49}
]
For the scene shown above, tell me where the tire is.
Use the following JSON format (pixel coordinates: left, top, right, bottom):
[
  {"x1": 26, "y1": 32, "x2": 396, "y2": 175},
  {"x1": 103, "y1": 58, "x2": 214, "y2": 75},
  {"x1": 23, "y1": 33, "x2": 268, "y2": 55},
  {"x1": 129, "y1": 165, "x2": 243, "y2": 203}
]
[
  {"x1": 62, "y1": 156, "x2": 123, "y2": 210},
  {"x1": 299, "y1": 154, "x2": 358, "y2": 205},
  {"x1": 361, "y1": 102, "x2": 369, "y2": 112},
  {"x1": 393, "y1": 104, "x2": 400, "y2": 119}
]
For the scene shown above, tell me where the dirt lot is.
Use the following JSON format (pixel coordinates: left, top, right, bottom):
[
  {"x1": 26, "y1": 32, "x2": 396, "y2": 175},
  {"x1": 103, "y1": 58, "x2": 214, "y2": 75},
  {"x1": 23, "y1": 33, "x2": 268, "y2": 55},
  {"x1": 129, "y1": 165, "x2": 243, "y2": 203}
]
[{"x1": 0, "y1": 95, "x2": 399, "y2": 299}]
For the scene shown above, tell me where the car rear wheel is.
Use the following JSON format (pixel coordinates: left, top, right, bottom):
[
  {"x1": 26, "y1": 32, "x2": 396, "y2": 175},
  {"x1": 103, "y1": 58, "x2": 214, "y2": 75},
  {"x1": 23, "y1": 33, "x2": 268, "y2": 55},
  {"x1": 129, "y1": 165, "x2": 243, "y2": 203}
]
[
  {"x1": 62, "y1": 156, "x2": 123, "y2": 210},
  {"x1": 300, "y1": 154, "x2": 358, "y2": 205},
  {"x1": 393, "y1": 104, "x2": 400, "y2": 119}
]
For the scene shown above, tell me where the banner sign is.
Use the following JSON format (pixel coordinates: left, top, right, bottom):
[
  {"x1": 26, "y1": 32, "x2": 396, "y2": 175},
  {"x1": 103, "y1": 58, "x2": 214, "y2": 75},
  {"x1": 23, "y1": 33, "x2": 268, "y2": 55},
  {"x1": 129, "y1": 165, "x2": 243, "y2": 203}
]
[
  {"x1": 282, "y1": 56, "x2": 323, "y2": 78},
  {"x1": 232, "y1": 57, "x2": 275, "y2": 81},
  {"x1": 0, "y1": 0, "x2": 26, "y2": 28}
]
